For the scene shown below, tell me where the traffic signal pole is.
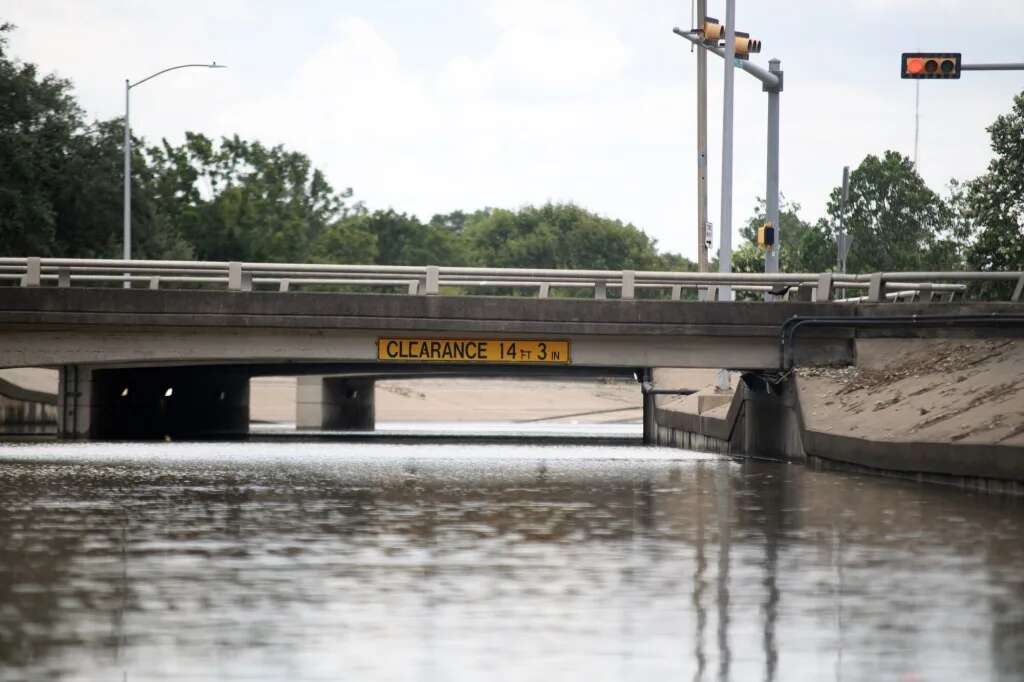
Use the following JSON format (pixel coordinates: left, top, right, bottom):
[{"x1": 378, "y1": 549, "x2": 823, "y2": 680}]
[
  {"x1": 764, "y1": 58, "x2": 781, "y2": 274},
  {"x1": 673, "y1": 26, "x2": 784, "y2": 275}
]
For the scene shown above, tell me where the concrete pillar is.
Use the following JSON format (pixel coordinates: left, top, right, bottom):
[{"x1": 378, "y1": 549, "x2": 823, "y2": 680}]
[
  {"x1": 297, "y1": 376, "x2": 375, "y2": 431},
  {"x1": 58, "y1": 365, "x2": 94, "y2": 438},
  {"x1": 642, "y1": 391, "x2": 656, "y2": 445},
  {"x1": 65, "y1": 366, "x2": 250, "y2": 439},
  {"x1": 641, "y1": 368, "x2": 656, "y2": 445}
]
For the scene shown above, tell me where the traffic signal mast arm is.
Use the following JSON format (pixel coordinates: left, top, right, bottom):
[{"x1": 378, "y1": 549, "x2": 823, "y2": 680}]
[
  {"x1": 961, "y1": 62, "x2": 1024, "y2": 71},
  {"x1": 673, "y1": 27, "x2": 782, "y2": 92},
  {"x1": 901, "y1": 53, "x2": 1024, "y2": 78}
]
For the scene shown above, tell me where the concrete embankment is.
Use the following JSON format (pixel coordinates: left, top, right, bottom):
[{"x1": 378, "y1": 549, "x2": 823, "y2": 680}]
[{"x1": 652, "y1": 339, "x2": 1024, "y2": 493}]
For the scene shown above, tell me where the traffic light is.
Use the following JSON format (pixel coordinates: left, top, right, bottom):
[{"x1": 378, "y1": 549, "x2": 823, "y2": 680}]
[
  {"x1": 757, "y1": 223, "x2": 775, "y2": 248},
  {"x1": 733, "y1": 32, "x2": 761, "y2": 60},
  {"x1": 702, "y1": 17, "x2": 723, "y2": 44},
  {"x1": 700, "y1": 17, "x2": 761, "y2": 58},
  {"x1": 901, "y1": 53, "x2": 961, "y2": 79}
]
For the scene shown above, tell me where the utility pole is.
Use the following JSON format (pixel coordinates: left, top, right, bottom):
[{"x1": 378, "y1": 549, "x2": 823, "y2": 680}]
[
  {"x1": 837, "y1": 166, "x2": 850, "y2": 274},
  {"x1": 913, "y1": 80, "x2": 920, "y2": 166},
  {"x1": 696, "y1": 0, "x2": 709, "y2": 275}
]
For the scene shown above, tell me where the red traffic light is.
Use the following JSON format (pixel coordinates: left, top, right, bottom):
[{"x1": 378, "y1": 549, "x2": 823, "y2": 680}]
[{"x1": 901, "y1": 53, "x2": 961, "y2": 79}]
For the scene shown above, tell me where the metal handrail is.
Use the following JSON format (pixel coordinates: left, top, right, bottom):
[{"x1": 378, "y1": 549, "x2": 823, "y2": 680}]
[{"x1": 3, "y1": 257, "x2": 1021, "y2": 302}]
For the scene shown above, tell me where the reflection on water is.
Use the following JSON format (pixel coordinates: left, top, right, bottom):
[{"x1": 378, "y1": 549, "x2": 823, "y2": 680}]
[{"x1": 0, "y1": 438, "x2": 1022, "y2": 681}]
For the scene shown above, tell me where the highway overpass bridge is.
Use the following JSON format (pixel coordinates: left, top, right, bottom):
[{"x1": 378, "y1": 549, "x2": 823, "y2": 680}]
[{"x1": 0, "y1": 258, "x2": 1021, "y2": 439}]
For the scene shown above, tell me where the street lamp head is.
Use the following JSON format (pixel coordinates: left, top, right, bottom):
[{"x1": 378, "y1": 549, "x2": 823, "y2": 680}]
[{"x1": 209, "y1": 62, "x2": 227, "y2": 68}]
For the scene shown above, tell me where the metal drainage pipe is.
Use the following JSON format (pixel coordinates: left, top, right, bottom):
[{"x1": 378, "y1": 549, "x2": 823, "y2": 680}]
[{"x1": 779, "y1": 314, "x2": 1024, "y2": 370}]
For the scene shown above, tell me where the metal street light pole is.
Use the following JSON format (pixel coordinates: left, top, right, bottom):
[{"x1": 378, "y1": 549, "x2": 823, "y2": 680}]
[
  {"x1": 123, "y1": 63, "x2": 225, "y2": 267},
  {"x1": 719, "y1": 0, "x2": 736, "y2": 303}
]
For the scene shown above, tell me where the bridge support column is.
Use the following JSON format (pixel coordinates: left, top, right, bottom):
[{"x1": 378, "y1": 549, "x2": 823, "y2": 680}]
[
  {"x1": 60, "y1": 366, "x2": 250, "y2": 439},
  {"x1": 641, "y1": 368, "x2": 656, "y2": 445},
  {"x1": 58, "y1": 365, "x2": 94, "y2": 438},
  {"x1": 297, "y1": 376, "x2": 375, "y2": 431}
]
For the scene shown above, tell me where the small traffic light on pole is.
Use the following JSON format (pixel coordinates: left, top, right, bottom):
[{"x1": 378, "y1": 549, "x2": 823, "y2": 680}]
[{"x1": 901, "y1": 53, "x2": 961, "y2": 79}]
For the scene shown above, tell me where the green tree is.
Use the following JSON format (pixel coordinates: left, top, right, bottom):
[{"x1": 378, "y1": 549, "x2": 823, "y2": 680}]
[
  {"x1": 822, "y1": 151, "x2": 960, "y2": 273},
  {"x1": 0, "y1": 23, "x2": 85, "y2": 256},
  {"x1": 146, "y1": 133, "x2": 357, "y2": 262},
  {"x1": 0, "y1": 24, "x2": 185, "y2": 260},
  {"x1": 336, "y1": 209, "x2": 469, "y2": 265},
  {"x1": 960, "y1": 92, "x2": 1024, "y2": 273},
  {"x1": 462, "y1": 203, "x2": 682, "y2": 271}
]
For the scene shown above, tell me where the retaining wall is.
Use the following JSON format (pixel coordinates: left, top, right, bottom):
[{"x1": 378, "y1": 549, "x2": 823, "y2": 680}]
[{"x1": 652, "y1": 374, "x2": 1024, "y2": 495}]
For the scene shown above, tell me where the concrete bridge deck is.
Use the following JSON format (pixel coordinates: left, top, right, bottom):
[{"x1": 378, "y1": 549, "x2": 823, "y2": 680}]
[
  {"x1": 4, "y1": 286, "x2": 1018, "y2": 371},
  {"x1": 1, "y1": 285, "x2": 1020, "y2": 439}
]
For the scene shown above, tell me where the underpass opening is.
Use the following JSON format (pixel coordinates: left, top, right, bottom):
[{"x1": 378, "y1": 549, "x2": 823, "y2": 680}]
[{"x1": 247, "y1": 363, "x2": 648, "y2": 443}]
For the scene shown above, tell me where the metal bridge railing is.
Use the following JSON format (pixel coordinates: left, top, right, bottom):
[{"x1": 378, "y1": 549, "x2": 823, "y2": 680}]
[{"x1": 0, "y1": 257, "x2": 1021, "y2": 303}]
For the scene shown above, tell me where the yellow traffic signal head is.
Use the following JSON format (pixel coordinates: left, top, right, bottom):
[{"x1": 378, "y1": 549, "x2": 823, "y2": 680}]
[
  {"x1": 901, "y1": 53, "x2": 961, "y2": 79},
  {"x1": 702, "y1": 17, "x2": 723, "y2": 44},
  {"x1": 733, "y1": 31, "x2": 761, "y2": 60},
  {"x1": 757, "y1": 224, "x2": 775, "y2": 248}
]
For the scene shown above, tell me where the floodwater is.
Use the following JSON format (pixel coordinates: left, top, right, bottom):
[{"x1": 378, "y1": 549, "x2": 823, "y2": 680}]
[{"x1": 0, "y1": 429, "x2": 1022, "y2": 681}]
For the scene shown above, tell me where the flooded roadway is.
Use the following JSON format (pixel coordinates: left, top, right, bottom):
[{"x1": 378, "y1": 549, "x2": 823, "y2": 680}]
[{"x1": 0, "y1": 428, "x2": 1022, "y2": 681}]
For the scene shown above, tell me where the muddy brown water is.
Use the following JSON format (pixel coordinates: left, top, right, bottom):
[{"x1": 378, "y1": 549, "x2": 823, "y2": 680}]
[{"x1": 0, "y1": 432, "x2": 1022, "y2": 681}]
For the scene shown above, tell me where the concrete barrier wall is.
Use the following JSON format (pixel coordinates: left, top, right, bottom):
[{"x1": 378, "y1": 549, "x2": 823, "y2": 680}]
[{"x1": 653, "y1": 374, "x2": 1024, "y2": 494}]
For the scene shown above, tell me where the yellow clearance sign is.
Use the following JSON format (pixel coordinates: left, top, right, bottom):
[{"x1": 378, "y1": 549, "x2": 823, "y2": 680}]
[{"x1": 377, "y1": 337, "x2": 571, "y2": 364}]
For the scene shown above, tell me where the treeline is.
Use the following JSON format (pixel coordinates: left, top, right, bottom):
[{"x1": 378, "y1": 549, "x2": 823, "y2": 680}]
[{"x1": 1, "y1": 23, "x2": 1020, "y2": 276}]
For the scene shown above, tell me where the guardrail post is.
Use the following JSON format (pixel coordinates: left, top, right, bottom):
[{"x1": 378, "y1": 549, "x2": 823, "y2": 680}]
[
  {"x1": 1013, "y1": 274, "x2": 1024, "y2": 302},
  {"x1": 407, "y1": 280, "x2": 420, "y2": 295},
  {"x1": 794, "y1": 284, "x2": 814, "y2": 302},
  {"x1": 149, "y1": 277, "x2": 160, "y2": 290},
  {"x1": 671, "y1": 285, "x2": 682, "y2": 301},
  {"x1": 57, "y1": 268, "x2": 71, "y2": 288},
  {"x1": 538, "y1": 283, "x2": 550, "y2": 299},
  {"x1": 424, "y1": 266, "x2": 440, "y2": 295},
  {"x1": 621, "y1": 271, "x2": 635, "y2": 300},
  {"x1": 594, "y1": 281, "x2": 607, "y2": 300},
  {"x1": 23, "y1": 258, "x2": 41, "y2": 287},
  {"x1": 227, "y1": 263, "x2": 253, "y2": 292},
  {"x1": 917, "y1": 282, "x2": 932, "y2": 302},
  {"x1": 278, "y1": 280, "x2": 290, "y2": 293},
  {"x1": 228, "y1": 262, "x2": 243, "y2": 291},
  {"x1": 867, "y1": 273, "x2": 884, "y2": 302},
  {"x1": 814, "y1": 273, "x2": 833, "y2": 302}
]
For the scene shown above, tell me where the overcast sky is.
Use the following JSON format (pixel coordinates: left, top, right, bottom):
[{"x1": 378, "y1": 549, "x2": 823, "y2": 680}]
[{"x1": 6, "y1": 0, "x2": 1024, "y2": 259}]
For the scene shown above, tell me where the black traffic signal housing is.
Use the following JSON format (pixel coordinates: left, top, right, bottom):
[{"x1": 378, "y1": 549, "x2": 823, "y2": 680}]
[
  {"x1": 757, "y1": 223, "x2": 775, "y2": 248},
  {"x1": 901, "y1": 53, "x2": 961, "y2": 79}
]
